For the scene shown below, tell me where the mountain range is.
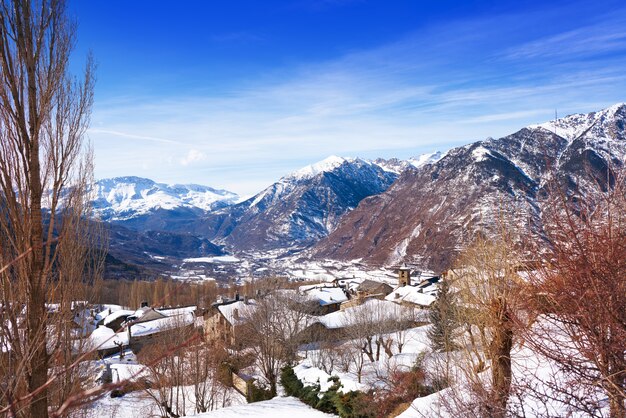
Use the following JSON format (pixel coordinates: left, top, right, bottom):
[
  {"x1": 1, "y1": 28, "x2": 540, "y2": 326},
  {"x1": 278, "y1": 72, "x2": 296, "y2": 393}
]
[
  {"x1": 94, "y1": 103, "x2": 626, "y2": 276},
  {"x1": 311, "y1": 103, "x2": 626, "y2": 271}
]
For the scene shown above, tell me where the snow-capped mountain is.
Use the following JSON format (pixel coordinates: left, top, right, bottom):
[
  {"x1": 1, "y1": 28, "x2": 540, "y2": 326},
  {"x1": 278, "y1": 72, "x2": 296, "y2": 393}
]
[
  {"x1": 197, "y1": 156, "x2": 402, "y2": 252},
  {"x1": 312, "y1": 103, "x2": 626, "y2": 272},
  {"x1": 530, "y1": 102, "x2": 626, "y2": 142},
  {"x1": 92, "y1": 176, "x2": 239, "y2": 223}
]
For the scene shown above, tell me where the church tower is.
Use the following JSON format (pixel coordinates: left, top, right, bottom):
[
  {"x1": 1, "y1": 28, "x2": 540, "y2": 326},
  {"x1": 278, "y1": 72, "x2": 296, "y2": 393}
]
[{"x1": 398, "y1": 263, "x2": 411, "y2": 287}]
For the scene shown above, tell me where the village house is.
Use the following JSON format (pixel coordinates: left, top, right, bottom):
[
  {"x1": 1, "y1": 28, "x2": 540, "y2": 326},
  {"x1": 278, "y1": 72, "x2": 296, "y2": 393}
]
[
  {"x1": 299, "y1": 283, "x2": 349, "y2": 314},
  {"x1": 90, "y1": 304, "x2": 199, "y2": 356},
  {"x1": 385, "y1": 264, "x2": 440, "y2": 308},
  {"x1": 204, "y1": 295, "x2": 256, "y2": 348},
  {"x1": 299, "y1": 298, "x2": 422, "y2": 343}
]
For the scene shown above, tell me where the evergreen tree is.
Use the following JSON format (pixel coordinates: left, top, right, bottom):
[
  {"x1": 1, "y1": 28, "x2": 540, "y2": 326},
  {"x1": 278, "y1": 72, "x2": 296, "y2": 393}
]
[{"x1": 428, "y1": 279, "x2": 460, "y2": 352}]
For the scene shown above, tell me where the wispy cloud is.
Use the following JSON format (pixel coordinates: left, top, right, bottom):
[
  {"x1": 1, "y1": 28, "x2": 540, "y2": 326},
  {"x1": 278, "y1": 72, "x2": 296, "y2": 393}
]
[
  {"x1": 88, "y1": 128, "x2": 182, "y2": 145},
  {"x1": 504, "y1": 15, "x2": 626, "y2": 61},
  {"x1": 92, "y1": 4, "x2": 626, "y2": 195}
]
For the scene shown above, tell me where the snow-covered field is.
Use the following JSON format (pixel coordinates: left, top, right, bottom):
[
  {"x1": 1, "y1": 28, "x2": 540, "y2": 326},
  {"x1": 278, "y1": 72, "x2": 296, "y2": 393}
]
[{"x1": 190, "y1": 397, "x2": 337, "y2": 418}]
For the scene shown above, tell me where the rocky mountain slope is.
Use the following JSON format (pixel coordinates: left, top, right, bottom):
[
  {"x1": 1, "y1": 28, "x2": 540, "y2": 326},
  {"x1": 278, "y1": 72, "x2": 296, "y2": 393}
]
[
  {"x1": 311, "y1": 103, "x2": 626, "y2": 272},
  {"x1": 197, "y1": 156, "x2": 406, "y2": 252}
]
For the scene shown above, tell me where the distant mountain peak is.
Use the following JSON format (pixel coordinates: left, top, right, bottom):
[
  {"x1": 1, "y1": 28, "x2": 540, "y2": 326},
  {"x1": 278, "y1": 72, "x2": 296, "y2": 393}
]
[
  {"x1": 408, "y1": 151, "x2": 445, "y2": 168},
  {"x1": 92, "y1": 176, "x2": 239, "y2": 221},
  {"x1": 529, "y1": 102, "x2": 626, "y2": 142},
  {"x1": 286, "y1": 155, "x2": 353, "y2": 180}
]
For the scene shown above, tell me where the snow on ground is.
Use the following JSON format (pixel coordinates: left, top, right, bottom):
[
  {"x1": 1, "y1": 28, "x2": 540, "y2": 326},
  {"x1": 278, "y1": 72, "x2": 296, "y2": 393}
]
[
  {"x1": 83, "y1": 389, "x2": 157, "y2": 417},
  {"x1": 398, "y1": 323, "x2": 612, "y2": 417},
  {"x1": 296, "y1": 325, "x2": 431, "y2": 395},
  {"x1": 184, "y1": 255, "x2": 241, "y2": 263},
  {"x1": 189, "y1": 396, "x2": 337, "y2": 417},
  {"x1": 86, "y1": 351, "x2": 245, "y2": 418}
]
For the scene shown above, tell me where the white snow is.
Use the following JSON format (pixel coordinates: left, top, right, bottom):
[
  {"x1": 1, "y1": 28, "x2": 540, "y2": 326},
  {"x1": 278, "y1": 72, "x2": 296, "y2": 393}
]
[
  {"x1": 87, "y1": 325, "x2": 129, "y2": 350},
  {"x1": 300, "y1": 285, "x2": 348, "y2": 306},
  {"x1": 287, "y1": 155, "x2": 350, "y2": 180},
  {"x1": 91, "y1": 177, "x2": 239, "y2": 220},
  {"x1": 217, "y1": 300, "x2": 256, "y2": 326},
  {"x1": 189, "y1": 396, "x2": 337, "y2": 417},
  {"x1": 471, "y1": 146, "x2": 492, "y2": 162},
  {"x1": 129, "y1": 312, "x2": 195, "y2": 337},
  {"x1": 386, "y1": 286, "x2": 436, "y2": 307},
  {"x1": 317, "y1": 299, "x2": 415, "y2": 329},
  {"x1": 529, "y1": 102, "x2": 626, "y2": 141},
  {"x1": 102, "y1": 309, "x2": 134, "y2": 327},
  {"x1": 408, "y1": 151, "x2": 445, "y2": 168},
  {"x1": 183, "y1": 255, "x2": 241, "y2": 263}
]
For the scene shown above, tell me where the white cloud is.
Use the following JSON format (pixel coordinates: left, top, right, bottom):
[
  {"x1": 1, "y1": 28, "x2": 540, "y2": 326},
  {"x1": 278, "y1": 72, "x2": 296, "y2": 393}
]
[{"x1": 180, "y1": 149, "x2": 207, "y2": 166}]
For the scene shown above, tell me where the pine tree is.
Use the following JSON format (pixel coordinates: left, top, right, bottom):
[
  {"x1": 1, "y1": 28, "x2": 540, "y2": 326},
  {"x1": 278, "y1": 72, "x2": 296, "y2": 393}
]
[{"x1": 428, "y1": 279, "x2": 460, "y2": 352}]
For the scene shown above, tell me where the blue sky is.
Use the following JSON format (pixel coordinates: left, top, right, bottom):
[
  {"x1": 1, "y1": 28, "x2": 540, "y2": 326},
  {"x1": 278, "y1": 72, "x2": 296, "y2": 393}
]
[{"x1": 69, "y1": 0, "x2": 626, "y2": 196}]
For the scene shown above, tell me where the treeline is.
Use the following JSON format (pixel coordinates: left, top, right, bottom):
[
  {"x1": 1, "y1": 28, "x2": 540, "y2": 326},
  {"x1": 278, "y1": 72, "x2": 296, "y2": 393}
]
[
  {"x1": 98, "y1": 279, "x2": 219, "y2": 309},
  {"x1": 96, "y1": 276, "x2": 316, "y2": 310}
]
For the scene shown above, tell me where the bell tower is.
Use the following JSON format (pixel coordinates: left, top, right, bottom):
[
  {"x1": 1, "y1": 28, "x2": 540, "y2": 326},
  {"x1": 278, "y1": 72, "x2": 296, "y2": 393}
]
[{"x1": 398, "y1": 264, "x2": 411, "y2": 287}]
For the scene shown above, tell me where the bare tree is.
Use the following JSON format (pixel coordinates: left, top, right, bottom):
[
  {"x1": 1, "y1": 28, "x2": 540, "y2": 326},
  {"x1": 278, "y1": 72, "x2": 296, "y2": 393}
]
[
  {"x1": 452, "y1": 234, "x2": 524, "y2": 418},
  {"x1": 523, "y1": 170, "x2": 626, "y2": 418},
  {"x1": 188, "y1": 340, "x2": 231, "y2": 414},
  {"x1": 242, "y1": 290, "x2": 309, "y2": 395},
  {"x1": 139, "y1": 320, "x2": 199, "y2": 418},
  {"x1": 0, "y1": 0, "x2": 97, "y2": 416}
]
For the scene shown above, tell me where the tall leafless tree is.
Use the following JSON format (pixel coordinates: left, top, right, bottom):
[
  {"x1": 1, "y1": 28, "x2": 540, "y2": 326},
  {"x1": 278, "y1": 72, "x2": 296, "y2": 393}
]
[
  {"x1": 523, "y1": 169, "x2": 626, "y2": 418},
  {"x1": 240, "y1": 291, "x2": 311, "y2": 396},
  {"x1": 0, "y1": 0, "x2": 97, "y2": 416},
  {"x1": 452, "y1": 234, "x2": 524, "y2": 418}
]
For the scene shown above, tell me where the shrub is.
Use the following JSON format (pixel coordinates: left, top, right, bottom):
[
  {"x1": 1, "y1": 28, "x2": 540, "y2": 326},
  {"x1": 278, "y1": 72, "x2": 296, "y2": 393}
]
[
  {"x1": 281, "y1": 366, "x2": 304, "y2": 397},
  {"x1": 334, "y1": 391, "x2": 376, "y2": 418}
]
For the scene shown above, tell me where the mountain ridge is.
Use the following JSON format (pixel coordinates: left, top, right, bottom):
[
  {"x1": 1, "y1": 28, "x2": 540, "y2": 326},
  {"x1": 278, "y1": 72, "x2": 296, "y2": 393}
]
[{"x1": 310, "y1": 103, "x2": 626, "y2": 271}]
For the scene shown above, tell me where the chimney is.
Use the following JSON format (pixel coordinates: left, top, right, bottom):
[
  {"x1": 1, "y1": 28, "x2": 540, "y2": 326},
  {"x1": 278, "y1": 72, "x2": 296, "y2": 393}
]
[
  {"x1": 235, "y1": 292, "x2": 240, "y2": 301},
  {"x1": 233, "y1": 308, "x2": 239, "y2": 321},
  {"x1": 140, "y1": 301, "x2": 149, "y2": 308}
]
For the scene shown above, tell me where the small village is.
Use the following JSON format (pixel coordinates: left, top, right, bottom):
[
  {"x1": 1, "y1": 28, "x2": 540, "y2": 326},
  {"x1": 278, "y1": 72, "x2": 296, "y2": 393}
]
[
  {"x1": 84, "y1": 265, "x2": 440, "y2": 406},
  {"x1": 2, "y1": 1, "x2": 625, "y2": 417}
]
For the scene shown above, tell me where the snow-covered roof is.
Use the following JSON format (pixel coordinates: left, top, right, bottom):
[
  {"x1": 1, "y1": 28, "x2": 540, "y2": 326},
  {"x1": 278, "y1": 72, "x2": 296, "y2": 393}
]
[
  {"x1": 317, "y1": 299, "x2": 413, "y2": 329},
  {"x1": 103, "y1": 309, "x2": 134, "y2": 327},
  {"x1": 386, "y1": 286, "x2": 436, "y2": 307},
  {"x1": 88, "y1": 325, "x2": 129, "y2": 351},
  {"x1": 94, "y1": 304, "x2": 125, "y2": 322},
  {"x1": 217, "y1": 300, "x2": 256, "y2": 326},
  {"x1": 157, "y1": 306, "x2": 197, "y2": 317},
  {"x1": 301, "y1": 285, "x2": 348, "y2": 306},
  {"x1": 129, "y1": 312, "x2": 195, "y2": 337}
]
